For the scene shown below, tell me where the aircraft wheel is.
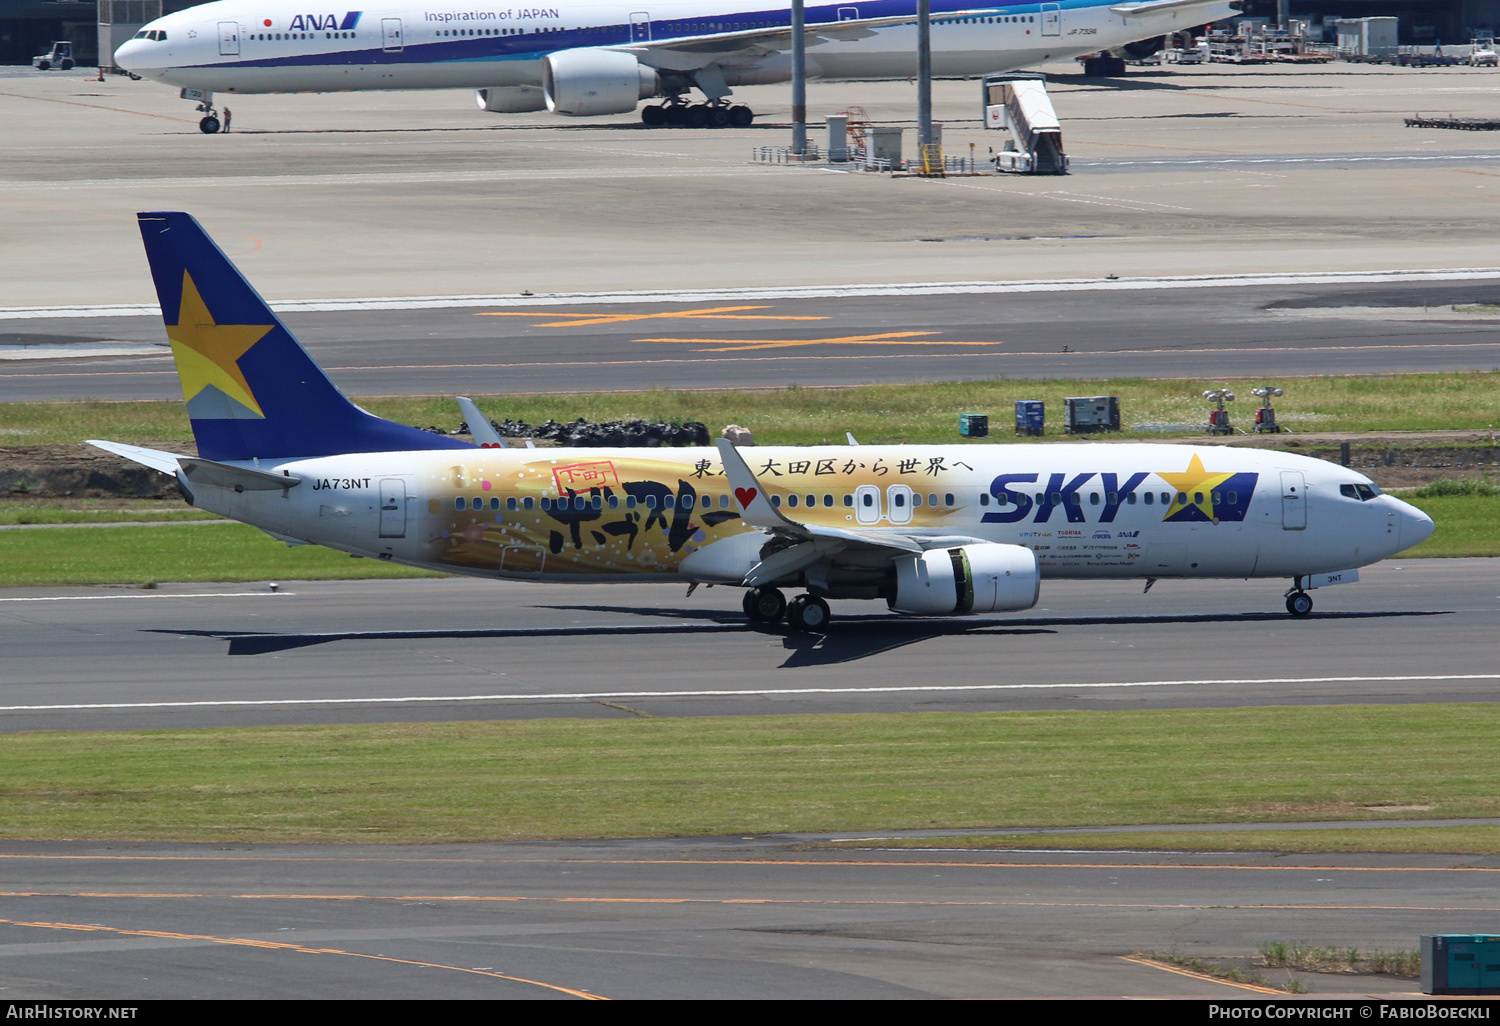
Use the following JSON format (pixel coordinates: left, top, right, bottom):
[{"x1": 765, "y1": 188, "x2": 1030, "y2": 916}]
[
  {"x1": 199, "y1": 115, "x2": 221, "y2": 134},
  {"x1": 60, "y1": 59, "x2": 74, "y2": 70},
  {"x1": 728, "y1": 105, "x2": 754, "y2": 127},
  {"x1": 1286, "y1": 591, "x2": 1313, "y2": 617},
  {"x1": 683, "y1": 104, "x2": 709, "y2": 128},
  {"x1": 743, "y1": 586, "x2": 786, "y2": 624},
  {"x1": 663, "y1": 103, "x2": 689, "y2": 127},
  {"x1": 786, "y1": 594, "x2": 831, "y2": 633},
  {"x1": 640, "y1": 104, "x2": 666, "y2": 126},
  {"x1": 707, "y1": 105, "x2": 731, "y2": 128},
  {"x1": 35, "y1": 60, "x2": 50, "y2": 71}
]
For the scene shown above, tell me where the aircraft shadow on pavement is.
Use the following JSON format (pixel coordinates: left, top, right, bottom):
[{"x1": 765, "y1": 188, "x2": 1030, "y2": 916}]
[{"x1": 151, "y1": 608, "x2": 1445, "y2": 660}]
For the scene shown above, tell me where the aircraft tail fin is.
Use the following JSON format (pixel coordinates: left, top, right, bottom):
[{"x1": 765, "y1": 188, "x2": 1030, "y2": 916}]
[{"x1": 136, "y1": 211, "x2": 472, "y2": 461}]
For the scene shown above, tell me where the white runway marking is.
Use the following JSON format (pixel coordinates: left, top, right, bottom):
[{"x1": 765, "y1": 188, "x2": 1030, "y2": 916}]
[
  {"x1": 6, "y1": 267, "x2": 1500, "y2": 320},
  {"x1": 2, "y1": 674, "x2": 1497, "y2": 713},
  {"x1": 0, "y1": 591, "x2": 287, "y2": 602}
]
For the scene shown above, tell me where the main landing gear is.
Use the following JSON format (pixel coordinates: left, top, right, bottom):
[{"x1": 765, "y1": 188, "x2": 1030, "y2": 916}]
[
  {"x1": 742, "y1": 586, "x2": 830, "y2": 632},
  {"x1": 641, "y1": 100, "x2": 754, "y2": 128},
  {"x1": 1284, "y1": 586, "x2": 1313, "y2": 617}
]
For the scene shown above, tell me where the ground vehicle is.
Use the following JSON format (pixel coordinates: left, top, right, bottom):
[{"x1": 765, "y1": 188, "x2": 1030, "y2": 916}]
[
  {"x1": 32, "y1": 41, "x2": 75, "y2": 71},
  {"x1": 1470, "y1": 39, "x2": 1498, "y2": 67}
]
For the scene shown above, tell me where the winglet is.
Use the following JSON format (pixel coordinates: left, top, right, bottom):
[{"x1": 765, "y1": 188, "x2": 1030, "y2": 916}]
[
  {"x1": 846, "y1": 432, "x2": 859, "y2": 445},
  {"x1": 456, "y1": 396, "x2": 506, "y2": 448},
  {"x1": 715, "y1": 437, "x2": 803, "y2": 532}
]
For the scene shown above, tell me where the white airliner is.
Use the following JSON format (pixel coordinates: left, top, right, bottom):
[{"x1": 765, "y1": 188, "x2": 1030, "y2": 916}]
[
  {"x1": 93, "y1": 211, "x2": 1434, "y2": 631},
  {"x1": 113, "y1": 0, "x2": 1237, "y2": 132}
]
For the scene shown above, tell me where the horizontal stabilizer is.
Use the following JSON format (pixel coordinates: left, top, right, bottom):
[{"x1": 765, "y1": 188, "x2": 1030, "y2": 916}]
[
  {"x1": 179, "y1": 458, "x2": 301, "y2": 492},
  {"x1": 85, "y1": 439, "x2": 184, "y2": 475}
]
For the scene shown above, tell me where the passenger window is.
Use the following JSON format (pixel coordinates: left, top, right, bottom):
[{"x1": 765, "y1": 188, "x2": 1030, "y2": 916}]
[
  {"x1": 1126, "y1": 493, "x2": 1136, "y2": 504},
  {"x1": 1211, "y1": 491, "x2": 1221, "y2": 505},
  {"x1": 592, "y1": 496, "x2": 602, "y2": 510},
  {"x1": 787, "y1": 494, "x2": 799, "y2": 508},
  {"x1": 1107, "y1": 492, "x2": 1118, "y2": 505},
  {"x1": 911, "y1": 494, "x2": 922, "y2": 507},
  {"x1": 627, "y1": 496, "x2": 638, "y2": 509},
  {"x1": 1163, "y1": 492, "x2": 1172, "y2": 505},
  {"x1": 645, "y1": 496, "x2": 657, "y2": 509},
  {"x1": 540, "y1": 497, "x2": 552, "y2": 510},
  {"x1": 523, "y1": 497, "x2": 534, "y2": 510},
  {"x1": 472, "y1": 497, "x2": 483, "y2": 510},
  {"x1": 824, "y1": 494, "x2": 833, "y2": 507},
  {"x1": 608, "y1": 495, "x2": 619, "y2": 509},
  {"x1": 490, "y1": 497, "x2": 500, "y2": 511},
  {"x1": 1194, "y1": 492, "x2": 1203, "y2": 505},
  {"x1": 893, "y1": 492, "x2": 906, "y2": 508},
  {"x1": 844, "y1": 494, "x2": 854, "y2": 507},
  {"x1": 1090, "y1": 492, "x2": 1100, "y2": 505},
  {"x1": 1227, "y1": 492, "x2": 1238, "y2": 504},
  {"x1": 861, "y1": 493, "x2": 873, "y2": 507},
  {"x1": 806, "y1": 494, "x2": 816, "y2": 507},
  {"x1": 980, "y1": 493, "x2": 990, "y2": 506},
  {"x1": 663, "y1": 495, "x2": 675, "y2": 509},
  {"x1": 720, "y1": 494, "x2": 730, "y2": 508},
  {"x1": 945, "y1": 493, "x2": 954, "y2": 506},
  {"x1": 453, "y1": 497, "x2": 464, "y2": 511},
  {"x1": 1144, "y1": 492, "x2": 1154, "y2": 505},
  {"x1": 772, "y1": 495, "x2": 781, "y2": 507},
  {"x1": 507, "y1": 497, "x2": 517, "y2": 511},
  {"x1": 702, "y1": 495, "x2": 712, "y2": 509},
  {"x1": 929, "y1": 493, "x2": 939, "y2": 507}
]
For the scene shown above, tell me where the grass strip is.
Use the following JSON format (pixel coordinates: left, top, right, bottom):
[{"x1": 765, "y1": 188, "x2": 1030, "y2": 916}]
[
  {"x1": 819, "y1": 827, "x2": 1500, "y2": 855},
  {"x1": 1388, "y1": 493, "x2": 1500, "y2": 557},
  {"x1": 8, "y1": 373, "x2": 1500, "y2": 445},
  {"x1": 0, "y1": 522, "x2": 438, "y2": 587},
  {"x1": 1, "y1": 706, "x2": 1499, "y2": 844}
]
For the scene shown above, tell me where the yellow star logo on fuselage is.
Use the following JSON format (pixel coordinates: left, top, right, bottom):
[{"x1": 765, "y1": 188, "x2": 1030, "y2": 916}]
[
  {"x1": 1156, "y1": 453, "x2": 1236, "y2": 520},
  {"x1": 167, "y1": 271, "x2": 273, "y2": 418}
]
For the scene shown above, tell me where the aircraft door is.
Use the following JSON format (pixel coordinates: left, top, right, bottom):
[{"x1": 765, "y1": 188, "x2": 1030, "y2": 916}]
[
  {"x1": 218, "y1": 22, "x2": 241, "y2": 56},
  {"x1": 854, "y1": 484, "x2": 881, "y2": 525},
  {"x1": 838, "y1": 7, "x2": 859, "y2": 20},
  {"x1": 886, "y1": 483, "x2": 913, "y2": 526},
  {"x1": 378, "y1": 478, "x2": 407, "y2": 538},
  {"x1": 382, "y1": 17, "x2": 404, "y2": 52},
  {"x1": 630, "y1": 12, "x2": 651, "y2": 42},
  {"x1": 1041, "y1": 3, "x2": 1061, "y2": 37},
  {"x1": 1280, "y1": 471, "x2": 1306, "y2": 530}
]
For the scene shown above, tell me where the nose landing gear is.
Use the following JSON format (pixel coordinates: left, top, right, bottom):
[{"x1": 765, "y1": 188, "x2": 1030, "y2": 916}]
[{"x1": 1284, "y1": 587, "x2": 1313, "y2": 617}]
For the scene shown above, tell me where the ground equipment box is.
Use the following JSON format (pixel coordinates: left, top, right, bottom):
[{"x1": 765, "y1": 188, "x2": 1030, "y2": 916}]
[
  {"x1": 1422, "y1": 935, "x2": 1500, "y2": 994},
  {"x1": 1062, "y1": 396, "x2": 1120, "y2": 434},
  {"x1": 959, "y1": 413, "x2": 989, "y2": 438},
  {"x1": 1014, "y1": 401, "x2": 1044, "y2": 436}
]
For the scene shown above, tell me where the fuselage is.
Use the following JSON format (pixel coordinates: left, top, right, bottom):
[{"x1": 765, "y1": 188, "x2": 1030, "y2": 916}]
[
  {"x1": 194, "y1": 442, "x2": 1434, "y2": 588},
  {"x1": 114, "y1": 0, "x2": 1237, "y2": 96}
]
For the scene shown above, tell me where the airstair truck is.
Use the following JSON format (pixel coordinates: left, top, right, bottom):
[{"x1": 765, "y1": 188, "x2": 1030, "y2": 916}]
[{"x1": 982, "y1": 73, "x2": 1068, "y2": 175}]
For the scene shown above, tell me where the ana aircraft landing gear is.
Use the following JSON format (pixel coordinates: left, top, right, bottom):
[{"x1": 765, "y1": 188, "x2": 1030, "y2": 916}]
[
  {"x1": 786, "y1": 594, "x2": 831, "y2": 633},
  {"x1": 199, "y1": 115, "x2": 221, "y2": 134},
  {"x1": 743, "y1": 586, "x2": 786, "y2": 624},
  {"x1": 639, "y1": 100, "x2": 753, "y2": 128},
  {"x1": 1285, "y1": 588, "x2": 1313, "y2": 617}
]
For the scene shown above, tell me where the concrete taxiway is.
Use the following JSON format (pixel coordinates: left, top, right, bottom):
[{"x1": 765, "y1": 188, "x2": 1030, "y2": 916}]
[
  {"x1": 0, "y1": 838, "x2": 1487, "y2": 999},
  {"x1": 0, "y1": 558, "x2": 1493, "y2": 733}
]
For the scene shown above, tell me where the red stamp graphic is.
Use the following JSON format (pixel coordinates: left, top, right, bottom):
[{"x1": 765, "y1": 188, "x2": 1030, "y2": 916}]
[{"x1": 553, "y1": 460, "x2": 620, "y2": 494}]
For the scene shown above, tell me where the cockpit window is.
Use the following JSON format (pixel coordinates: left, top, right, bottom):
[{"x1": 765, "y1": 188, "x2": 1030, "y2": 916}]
[
  {"x1": 1341, "y1": 483, "x2": 1383, "y2": 501},
  {"x1": 135, "y1": 30, "x2": 148, "y2": 38},
  {"x1": 156, "y1": 31, "x2": 167, "y2": 40}
]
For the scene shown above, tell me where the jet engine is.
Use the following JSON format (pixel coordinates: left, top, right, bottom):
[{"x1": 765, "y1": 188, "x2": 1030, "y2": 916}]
[
  {"x1": 889, "y1": 543, "x2": 1040, "y2": 615},
  {"x1": 475, "y1": 85, "x2": 546, "y2": 113},
  {"x1": 542, "y1": 48, "x2": 660, "y2": 116}
]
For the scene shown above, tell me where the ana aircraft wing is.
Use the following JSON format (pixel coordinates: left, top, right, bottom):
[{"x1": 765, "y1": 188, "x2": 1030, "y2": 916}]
[
  {"x1": 619, "y1": 8, "x2": 1005, "y2": 71},
  {"x1": 1109, "y1": 0, "x2": 1227, "y2": 16}
]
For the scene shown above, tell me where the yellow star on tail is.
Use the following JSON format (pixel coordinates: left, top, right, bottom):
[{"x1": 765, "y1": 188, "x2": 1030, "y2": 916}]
[
  {"x1": 167, "y1": 271, "x2": 273, "y2": 417},
  {"x1": 1156, "y1": 453, "x2": 1236, "y2": 519}
]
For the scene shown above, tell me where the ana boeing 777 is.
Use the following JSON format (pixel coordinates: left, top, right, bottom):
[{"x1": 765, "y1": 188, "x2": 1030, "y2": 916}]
[
  {"x1": 92, "y1": 211, "x2": 1434, "y2": 631},
  {"x1": 113, "y1": 0, "x2": 1237, "y2": 131}
]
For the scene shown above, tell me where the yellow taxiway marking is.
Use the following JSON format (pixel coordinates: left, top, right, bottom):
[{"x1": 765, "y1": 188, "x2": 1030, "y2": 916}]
[
  {"x1": 0, "y1": 915, "x2": 606, "y2": 999},
  {"x1": 4, "y1": 855, "x2": 1500, "y2": 873},
  {"x1": 640, "y1": 331, "x2": 1003, "y2": 351},
  {"x1": 5, "y1": 893, "x2": 1500, "y2": 914},
  {"x1": 475, "y1": 304, "x2": 828, "y2": 327},
  {"x1": 1118, "y1": 955, "x2": 1287, "y2": 995},
  {"x1": 0, "y1": 91, "x2": 196, "y2": 124}
]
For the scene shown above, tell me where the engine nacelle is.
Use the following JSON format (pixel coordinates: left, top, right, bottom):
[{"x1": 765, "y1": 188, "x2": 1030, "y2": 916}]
[
  {"x1": 475, "y1": 86, "x2": 546, "y2": 113},
  {"x1": 889, "y1": 544, "x2": 1040, "y2": 615},
  {"x1": 542, "y1": 48, "x2": 659, "y2": 116}
]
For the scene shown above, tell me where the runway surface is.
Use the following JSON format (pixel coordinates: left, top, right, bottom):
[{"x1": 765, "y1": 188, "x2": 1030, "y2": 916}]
[
  {"x1": 0, "y1": 558, "x2": 1494, "y2": 733},
  {"x1": 0, "y1": 837, "x2": 1489, "y2": 999},
  {"x1": 9, "y1": 277, "x2": 1500, "y2": 400}
]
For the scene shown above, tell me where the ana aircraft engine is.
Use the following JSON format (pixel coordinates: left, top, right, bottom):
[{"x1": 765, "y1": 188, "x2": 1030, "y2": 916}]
[
  {"x1": 475, "y1": 85, "x2": 546, "y2": 112},
  {"x1": 889, "y1": 543, "x2": 1040, "y2": 615},
  {"x1": 542, "y1": 48, "x2": 660, "y2": 116}
]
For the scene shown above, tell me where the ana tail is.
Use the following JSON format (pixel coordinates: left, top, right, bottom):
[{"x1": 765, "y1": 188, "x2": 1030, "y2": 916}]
[{"x1": 137, "y1": 211, "x2": 471, "y2": 461}]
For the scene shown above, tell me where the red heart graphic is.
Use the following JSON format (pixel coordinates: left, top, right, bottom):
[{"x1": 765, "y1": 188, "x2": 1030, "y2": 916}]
[{"x1": 734, "y1": 487, "x2": 758, "y2": 508}]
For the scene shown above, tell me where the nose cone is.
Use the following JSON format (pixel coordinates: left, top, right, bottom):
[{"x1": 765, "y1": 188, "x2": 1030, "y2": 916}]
[
  {"x1": 1395, "y1": 498, "x2": 1435, "y2": 551},
  {"x1": 114, "y1": 38, "x2": 148, "y2": 71}
]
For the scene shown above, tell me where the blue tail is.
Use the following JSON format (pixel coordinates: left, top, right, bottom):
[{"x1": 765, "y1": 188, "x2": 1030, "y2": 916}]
[{"x1": 137, "y1": 211, "x2": 472, "y2": 461}]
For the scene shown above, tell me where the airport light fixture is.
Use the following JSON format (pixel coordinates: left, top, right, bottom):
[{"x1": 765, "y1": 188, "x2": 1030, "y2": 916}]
[{"x1": 791, "y1": 0, "x2": 807, "y2": 155}]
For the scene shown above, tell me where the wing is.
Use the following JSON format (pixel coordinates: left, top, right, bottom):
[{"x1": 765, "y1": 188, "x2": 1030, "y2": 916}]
[
  {"x1": 714, "y1": 439, "x2": 983, "y2": 586},
  {"x1": 618, "y1": 8, "x2": 1006, "y2": 72},
  {"x1": 1109, "y1": 0, "x2": 1229, "y2": 15}
]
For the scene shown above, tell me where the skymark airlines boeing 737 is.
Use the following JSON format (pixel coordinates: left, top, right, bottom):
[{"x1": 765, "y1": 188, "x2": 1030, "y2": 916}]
[
  {"x1": 114, "y1": 0, "x2": 1237, "y2": 131},
  {"x1": 92, "y1": 212, "x2": 1433, "y2": 631}
]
